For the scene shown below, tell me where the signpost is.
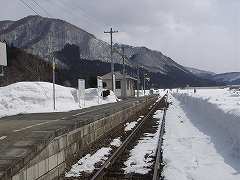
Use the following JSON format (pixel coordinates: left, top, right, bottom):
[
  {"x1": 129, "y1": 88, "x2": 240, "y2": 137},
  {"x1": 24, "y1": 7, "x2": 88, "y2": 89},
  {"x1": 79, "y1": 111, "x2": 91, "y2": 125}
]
[
  {"x1": 113, "y1": 74, "x2": 116, "y2": 92},
  {"x1": 78, "y1": 79, "x2": 85, "y2": 108},
  {"x1": 97, "y1": 77, "x2": 103, "y2": 104},
  {"x1": 0, "y1": 42, "x2": 7, "y2": 76}
]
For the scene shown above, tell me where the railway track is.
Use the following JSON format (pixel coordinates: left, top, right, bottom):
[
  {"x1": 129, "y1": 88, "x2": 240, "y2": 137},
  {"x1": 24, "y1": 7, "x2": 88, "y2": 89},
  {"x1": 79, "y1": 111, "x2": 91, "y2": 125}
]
[{"x1": 88, "y1": 95, "x2": 168, "y2": 180}]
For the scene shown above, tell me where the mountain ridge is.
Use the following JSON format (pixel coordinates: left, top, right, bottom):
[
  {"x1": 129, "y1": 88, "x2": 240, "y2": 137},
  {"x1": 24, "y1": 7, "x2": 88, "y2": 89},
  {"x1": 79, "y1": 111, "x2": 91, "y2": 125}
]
[
  {"x1": 0, "y1": 15, "x2": 219, "y2": 87},
  {"x1": 213, "y1": 72, "x2": 240, "y2": 85},
  {"x1": 0, "y1": 15, "x2": 193, "y2": 73},
  {"x1": 186, "y1": 66, "x2": 240, "y2": 85}
]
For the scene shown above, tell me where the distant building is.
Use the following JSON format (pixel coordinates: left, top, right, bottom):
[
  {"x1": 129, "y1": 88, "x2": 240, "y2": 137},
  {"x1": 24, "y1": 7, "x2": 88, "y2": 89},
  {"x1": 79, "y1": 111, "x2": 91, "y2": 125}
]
[{"x1": 101, "y1": 71, "x2": 137, "y2": 98}]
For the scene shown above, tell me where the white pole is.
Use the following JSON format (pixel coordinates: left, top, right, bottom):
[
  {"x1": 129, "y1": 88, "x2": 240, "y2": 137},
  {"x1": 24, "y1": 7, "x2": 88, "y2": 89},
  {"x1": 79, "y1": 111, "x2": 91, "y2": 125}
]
[
  {"x1": 78, "y1": 79, "x2": 85, "y2": 108},
  {"x1": 52, "y1": 57, "x2": 56, "y2": 110},
  {"x1": 49, "y1": 35, "x2": 56, "y2": 111},
  {"x1": 97, "y1": 77, "x2": 103, "y2": 104}
]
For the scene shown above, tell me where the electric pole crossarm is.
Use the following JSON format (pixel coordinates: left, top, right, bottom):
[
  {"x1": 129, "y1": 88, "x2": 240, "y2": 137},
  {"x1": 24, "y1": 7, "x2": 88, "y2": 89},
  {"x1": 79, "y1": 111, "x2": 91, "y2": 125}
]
[{"x1": 104, "y1": 31, "x2": 119, "y2": 34}]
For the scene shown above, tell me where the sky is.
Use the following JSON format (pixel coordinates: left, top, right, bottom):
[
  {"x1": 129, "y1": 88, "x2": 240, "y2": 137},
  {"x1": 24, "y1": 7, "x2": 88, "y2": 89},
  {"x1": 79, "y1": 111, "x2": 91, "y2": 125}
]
[{"x1": 1, "y1": 0, "x2": 240, "y2": 73}]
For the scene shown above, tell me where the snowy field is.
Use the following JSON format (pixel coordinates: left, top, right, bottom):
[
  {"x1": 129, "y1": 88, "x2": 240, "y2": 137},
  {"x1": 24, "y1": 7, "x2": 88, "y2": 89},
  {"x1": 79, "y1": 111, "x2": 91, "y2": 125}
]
[
  {"x1": 163, "y1": 88, "x2": 240, "y2": 180},
  {"x1": 0, "y1": 82, "x2": 117, "y2": 118}
]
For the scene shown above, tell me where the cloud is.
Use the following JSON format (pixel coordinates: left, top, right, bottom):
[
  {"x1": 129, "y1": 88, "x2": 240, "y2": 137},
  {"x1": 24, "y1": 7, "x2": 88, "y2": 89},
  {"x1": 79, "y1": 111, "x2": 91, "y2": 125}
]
[{"x1": 1, "y1": 0, "x2": 240, "y2": 73}]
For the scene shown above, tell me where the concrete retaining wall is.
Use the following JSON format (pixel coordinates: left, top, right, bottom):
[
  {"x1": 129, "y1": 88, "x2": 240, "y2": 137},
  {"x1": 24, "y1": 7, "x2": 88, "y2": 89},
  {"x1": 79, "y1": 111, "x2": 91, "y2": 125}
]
[{"x1": 11, "y1": 97, "x2": 156, "y2": 180}]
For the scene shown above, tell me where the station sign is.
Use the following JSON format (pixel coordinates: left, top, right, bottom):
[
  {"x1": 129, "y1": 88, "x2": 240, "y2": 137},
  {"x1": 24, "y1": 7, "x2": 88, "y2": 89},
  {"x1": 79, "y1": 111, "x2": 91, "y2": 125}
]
[{"x1": 78, "y1": 79, "x2": 85, "y2": 108}]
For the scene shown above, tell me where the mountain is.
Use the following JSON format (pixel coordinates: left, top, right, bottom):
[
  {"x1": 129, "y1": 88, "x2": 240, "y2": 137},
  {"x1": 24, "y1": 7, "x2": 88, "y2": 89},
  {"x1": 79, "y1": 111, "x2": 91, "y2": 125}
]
[
  {"x1": 0, "y1": 15, "x2": 111, "y2": 64},
  {"x1": 0, "y1": 15, "x2": 218, "y2": 88},
  {"x1": 115, "y1": 45, "x2": 192, "y2": 74},
  {"x1": 186, "y1": 66, "x2": 240, "y2": 85},
  {"x1": 212, "y1": 72, "x2": 240, "y2": 85},
  {"x1": 55, "y1": 44, "x2": 218, "y2": 88},
  {"x1": 185, "y1": 67, "x2": 216, "y2": 79}
]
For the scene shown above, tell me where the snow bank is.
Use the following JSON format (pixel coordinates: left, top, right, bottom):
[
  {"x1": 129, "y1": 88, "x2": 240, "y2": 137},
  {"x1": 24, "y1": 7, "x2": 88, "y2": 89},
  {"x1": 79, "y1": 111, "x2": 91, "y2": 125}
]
[
  {"x1": 173, "y1": 89, "x2": 240, "y2": 159},
  {"x1": 123, "y1": 110, "x2": 164, "y2": 174},
  {"x1": 162, "y1": 91, "x2": 240, "y2": 180},
  {"x1": 0, "y1": 82, "x2": 117, "y2": 118},
  {"x1": 174, "y1": 88, "x2": 240, "y2": 116}
]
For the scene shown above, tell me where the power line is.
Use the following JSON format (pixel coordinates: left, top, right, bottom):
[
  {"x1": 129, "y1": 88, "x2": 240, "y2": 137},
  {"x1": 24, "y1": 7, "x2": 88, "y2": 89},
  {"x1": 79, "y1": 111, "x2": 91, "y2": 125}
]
[
  {"x1": 43, "y1": 0, "x2": 107, "y2": 41},
  {"x1": 23, "y1": 0, "x2": 116, "y2": 61},
  {"x1": 31, "y1": 0, "x2": 52, "y2": 17},
  {"x1": 18, "y1": 0, "x2": 134, "y2": 69},
  {"x1": 18, "y1": 0, "x2": 41, "y2": 16},
  {"x1": 51, "y1": 0, "x2": 108, "y2": 30}
]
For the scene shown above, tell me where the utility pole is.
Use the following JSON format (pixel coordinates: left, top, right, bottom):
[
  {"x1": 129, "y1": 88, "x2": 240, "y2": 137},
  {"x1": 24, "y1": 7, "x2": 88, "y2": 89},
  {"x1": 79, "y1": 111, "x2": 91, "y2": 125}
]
[
  {"x1": 142, "y1": 68, "x2": 148, "y2": 96},
  {"x1": 137, "y1": 65, "x2": 140, "y2": 98},
  {"x1": 121, "y1": 46, "x2": 127, "y2": 99},
  {"x1": 104, "y1": 28, "x2": 118, "y2": 92},
  {"x1": 143, "y1": 73, "x2": 146, "y2": 96}
]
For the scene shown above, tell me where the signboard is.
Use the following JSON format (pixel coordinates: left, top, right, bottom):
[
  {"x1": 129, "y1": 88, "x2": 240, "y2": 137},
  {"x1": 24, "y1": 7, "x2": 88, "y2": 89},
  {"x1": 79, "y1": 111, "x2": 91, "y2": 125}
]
[
  {"x1": 97, "y1": 77, "x2": 103, "y2": 104},
  {"x1": 0, "y1": 42, "x2": 7, "y2": 66},
  {"x1": 78, "y1": 79, "x2": 85, "y2": 108}
]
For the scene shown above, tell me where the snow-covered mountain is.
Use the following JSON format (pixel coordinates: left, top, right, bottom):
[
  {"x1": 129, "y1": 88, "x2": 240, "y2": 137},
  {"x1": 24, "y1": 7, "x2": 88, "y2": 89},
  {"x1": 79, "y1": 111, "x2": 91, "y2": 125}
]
[
  {"x1": 0, "y1": 15, "x2": 218, "y2": 87},
  {"x1": 186, "y1": 66, "x2": 240, "y2": 85},
  {"x1": 212, "y1": 72, "x2": 240, "y2": 85},
  {"x1": 115, "y1": 44, "x2": 192, "y2": 75},
  {"x1": 0, "y1": 16, "x2": 192, "y2": 74},
  {"x1": 0, "y1": 15, "x2": 112, "y2": 64},
  {"x1": 185, "y1": 67, "x2": 216, "y2": 79}
]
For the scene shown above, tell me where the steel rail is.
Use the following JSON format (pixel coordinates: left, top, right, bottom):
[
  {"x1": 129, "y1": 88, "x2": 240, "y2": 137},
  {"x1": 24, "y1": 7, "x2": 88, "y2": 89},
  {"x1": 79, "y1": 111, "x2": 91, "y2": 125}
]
[
  {"x1": 152, "y1": 107, "x2": 166, "y2": 180},
  {"x1": 90, "y1": 95, "x2": 166, "y2": 180}
]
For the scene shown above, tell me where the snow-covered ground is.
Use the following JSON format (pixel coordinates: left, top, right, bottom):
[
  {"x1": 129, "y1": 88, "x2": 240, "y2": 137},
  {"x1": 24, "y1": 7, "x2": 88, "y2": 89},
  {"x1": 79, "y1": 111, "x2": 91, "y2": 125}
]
[
  {"x1": 65, "y1": 113, "x2": 147, "y2": 177},
  {"x1": 135, "y1": 89, "x2": 166, "y2": 97},
  {"x1": 174, "y1": 88, "x2": 240, "y2": 116},
  {"x1": 163, "y1": 89, "x2": 240, "y2": 180},
  {"x1": 123, "y1": 110, "x2": 164, "y2": 174},
  {"x1": 124, "y1": 117, "x2": 142, "y2": 132},
  {"x1": 65, "y1": 137, "x2": 122, "y2": 177},
  {"x1": 0, "y1": 82, "x2": 117, "y2": 118}
]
